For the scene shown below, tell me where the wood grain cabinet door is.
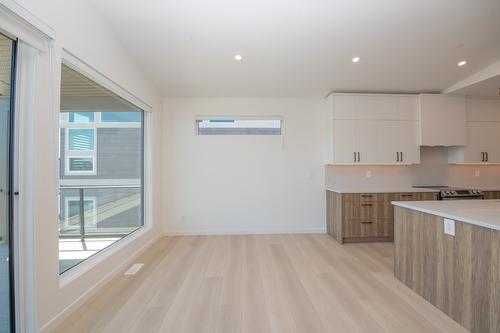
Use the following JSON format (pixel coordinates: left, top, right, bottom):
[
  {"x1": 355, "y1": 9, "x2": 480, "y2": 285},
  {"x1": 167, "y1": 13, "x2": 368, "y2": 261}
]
[{"x1": 483, "y1": 191, "x2": 500, "y2": 199}]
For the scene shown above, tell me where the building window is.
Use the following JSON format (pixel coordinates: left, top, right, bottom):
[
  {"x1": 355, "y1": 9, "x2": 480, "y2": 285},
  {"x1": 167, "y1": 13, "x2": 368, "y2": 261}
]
[
  {"x1": 196, "y1": 118, "x2": 283, "y2": 135},
  {"x1": 68, "y1": 128, "x2": 95, "y2": 151},
  {"x1": 69, "y1": 112, "x2": 94, "y2": 123},
  {"x1": 58, "y1": 63, "x2": 145, "y2": 274},
  {"x1": 101, "y1": 111, "x2": 142, "y2": 123},
  {"x1": 64, "y1": 197, "x2": 97, "y2": 231}
]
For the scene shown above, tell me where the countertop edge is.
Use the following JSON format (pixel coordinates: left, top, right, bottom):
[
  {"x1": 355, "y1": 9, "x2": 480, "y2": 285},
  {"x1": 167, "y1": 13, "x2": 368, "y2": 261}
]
[
  {"x1": 326, "y1": 188, "x2": 440, "y2": 194},
  {"x1": 391, "y1": 201, "x2": 500, "y2": 232}
]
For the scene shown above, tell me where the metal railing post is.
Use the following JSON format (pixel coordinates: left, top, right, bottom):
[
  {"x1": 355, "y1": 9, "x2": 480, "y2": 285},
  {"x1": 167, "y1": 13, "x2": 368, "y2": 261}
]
[{"x1": 79, "y1": 188, "x2": 85, "y2": 242}]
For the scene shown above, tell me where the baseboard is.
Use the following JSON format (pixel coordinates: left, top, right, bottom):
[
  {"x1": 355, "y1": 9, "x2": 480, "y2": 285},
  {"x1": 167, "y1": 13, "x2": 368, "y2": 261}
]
[
  {"x1": 38, "y1": 232, "x2": 161, "y2": 333},
  {"x1": 162, "y1": 227, "x2": 327, "y2": 236}
]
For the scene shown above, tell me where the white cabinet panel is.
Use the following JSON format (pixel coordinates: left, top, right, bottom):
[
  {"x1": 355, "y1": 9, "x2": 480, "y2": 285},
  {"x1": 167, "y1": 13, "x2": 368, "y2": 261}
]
[
  {"x1": 332, "y1": 120, "x2": 356, "y2": 163},
  {"x1": 355, "y1": 95, "x2": 386, "y2": 120},
  {"x1": 332, "y1": 95, "x2": 355, "y2": 119},
  {"x1": 356, "y1": 120, "x2": 378, "y2": 163},
  {"x1": 466, "y1": 98, "x2": 500, "y2": 122},
  {"x1": 419, "y1": 94, "x2": 466, "y2": 146},
  {"x1": 376, "y1": 121, "x2": 420, "y2": 164},
  {"x1": 395, "y1": 96, "x2": 419, "y2": 121},
  {"x1": 328, "y1": 94, "x2": 421, "y2": 165},
  {"x1": 449, "y1": 122, "x2": 500, "y2": 164}
]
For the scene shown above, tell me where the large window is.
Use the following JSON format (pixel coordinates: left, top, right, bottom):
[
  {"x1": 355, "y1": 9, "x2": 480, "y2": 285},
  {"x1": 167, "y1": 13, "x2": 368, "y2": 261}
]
[{"x1": 58, "y1": 63, "x2": 144, "y2": 274}]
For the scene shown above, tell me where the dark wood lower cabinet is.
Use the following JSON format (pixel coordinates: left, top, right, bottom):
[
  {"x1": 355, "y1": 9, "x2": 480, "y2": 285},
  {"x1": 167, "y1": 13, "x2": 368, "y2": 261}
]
[
  {"x1": 394, "y1": 207, "x2": 500, "y2": 333},
  {"x1": 484, "y1": 191, "x2": 500, "y2": 199},
  {"x1": 326, "y1": 191, "x2": 437, "y2": 243}
]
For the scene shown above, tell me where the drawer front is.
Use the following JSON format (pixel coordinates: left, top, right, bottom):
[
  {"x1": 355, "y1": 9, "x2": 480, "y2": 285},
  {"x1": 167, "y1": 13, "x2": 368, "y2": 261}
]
[
  {"x1": 398, "y1": 193, "x2": 421, "y2": 201},
  {"x1": 343, "y1": 193, "x2": 378, "y2": 203},
  {"x1": 343, "y1": 218, "x2": 393, "y2": 238},
  {"x1": 343, "y1": 201, "x2": 378, "y2": 220},
  {"x1": 484, "y1": 191, "x2": 500, "y2": 199},
  {"x1": 419, "y1": 192, "x2": 439, "y2": 200}
]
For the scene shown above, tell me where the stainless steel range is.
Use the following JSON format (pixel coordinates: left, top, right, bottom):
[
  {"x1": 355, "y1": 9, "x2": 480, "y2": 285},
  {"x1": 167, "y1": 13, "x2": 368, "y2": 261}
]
[{"x1": 413, "y1": 186, "x2": 484, "y2": 200}]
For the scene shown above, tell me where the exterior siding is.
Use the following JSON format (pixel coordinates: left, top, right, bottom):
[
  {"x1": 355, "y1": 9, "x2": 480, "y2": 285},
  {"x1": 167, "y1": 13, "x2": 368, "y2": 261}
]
[{"x1": 60, "y1": 127, "x2": 143, "y2": 180}]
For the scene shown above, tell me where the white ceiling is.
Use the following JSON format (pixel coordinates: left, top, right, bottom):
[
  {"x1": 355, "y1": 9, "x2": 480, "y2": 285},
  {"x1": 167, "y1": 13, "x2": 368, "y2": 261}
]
[{"x1": 90, "y1": 0, "x2": 500, "y2": 98}]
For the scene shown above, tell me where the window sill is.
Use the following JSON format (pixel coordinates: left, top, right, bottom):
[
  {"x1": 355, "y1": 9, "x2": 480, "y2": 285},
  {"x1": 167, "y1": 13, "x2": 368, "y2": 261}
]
[{"x1": 59, "y1": 224, "x2": 152, "y2": 289}]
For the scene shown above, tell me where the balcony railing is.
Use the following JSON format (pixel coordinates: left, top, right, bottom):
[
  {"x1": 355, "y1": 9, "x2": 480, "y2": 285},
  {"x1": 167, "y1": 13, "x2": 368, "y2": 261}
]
[{"x1": 58, "y1": 185, "x2": 142, "y2": 240}]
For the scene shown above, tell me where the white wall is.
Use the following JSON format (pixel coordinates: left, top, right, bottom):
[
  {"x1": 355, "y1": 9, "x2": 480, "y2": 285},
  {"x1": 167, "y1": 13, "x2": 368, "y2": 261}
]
[
  {"x1": 10, "y1": 1, "x2": 163, "y2": 331},
  {"x1": 162, "y1": 98, "x2": 327, "y2": 234}
]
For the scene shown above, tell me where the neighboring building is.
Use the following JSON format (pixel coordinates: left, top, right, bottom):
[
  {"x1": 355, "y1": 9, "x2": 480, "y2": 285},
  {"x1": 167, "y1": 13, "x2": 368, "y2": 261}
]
[{"x1": 58, "y1": 111, "x2": 144, "y2": 237}]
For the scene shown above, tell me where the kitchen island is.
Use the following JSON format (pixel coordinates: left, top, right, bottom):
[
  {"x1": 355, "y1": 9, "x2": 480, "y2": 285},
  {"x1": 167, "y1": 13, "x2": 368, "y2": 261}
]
[{"x1": 392, "y1": 199, "x2": 500, "y2": 333}]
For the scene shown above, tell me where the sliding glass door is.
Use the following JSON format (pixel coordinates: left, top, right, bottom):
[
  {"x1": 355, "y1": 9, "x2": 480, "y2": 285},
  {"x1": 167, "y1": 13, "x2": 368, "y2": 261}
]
[{"x1": 0, "y1": 33, "x2": 15, "y2": 333}]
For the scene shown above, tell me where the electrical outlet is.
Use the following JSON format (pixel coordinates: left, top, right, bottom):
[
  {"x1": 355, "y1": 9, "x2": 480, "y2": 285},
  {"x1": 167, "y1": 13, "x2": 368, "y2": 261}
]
[
  {"x1": 366, "y1": 170, "x2": 372, "y2": 178},
  {"x1": 474, "y1": 170, "x2": 480, "y2": 177},
  {"x1": 444, "y1": 218, "x2": 455, "y2": 236}
]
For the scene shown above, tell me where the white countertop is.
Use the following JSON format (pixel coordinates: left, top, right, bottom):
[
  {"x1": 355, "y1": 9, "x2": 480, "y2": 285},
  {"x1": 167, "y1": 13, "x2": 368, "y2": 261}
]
[
  {"x1": 392, "y1": 200, "x2": 500, "y2": 231},
  {"x1": 326, "y1": 187, "x2": 439, "y2": 194},
  {"x1": 326, "y1": 186, "x2": 500, "y2": 194}
]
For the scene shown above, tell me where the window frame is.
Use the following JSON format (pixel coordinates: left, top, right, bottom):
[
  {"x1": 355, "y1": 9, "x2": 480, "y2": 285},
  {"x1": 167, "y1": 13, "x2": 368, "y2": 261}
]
[{"x1": 195, "y1": 116, "x2": 284, "y2": 136}]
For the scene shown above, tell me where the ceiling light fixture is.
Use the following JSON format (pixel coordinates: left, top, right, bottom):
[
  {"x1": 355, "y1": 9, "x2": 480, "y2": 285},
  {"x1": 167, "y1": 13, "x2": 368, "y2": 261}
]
[
  {"x1": 352, "y1": 56, "x2": 360, "y2": 63},
  {"x1": 458, "y1": 60, "x2": 467, "y2": 67},
  {"x1": 234, "y1": 54, "x2": 242, "y2": 61}
]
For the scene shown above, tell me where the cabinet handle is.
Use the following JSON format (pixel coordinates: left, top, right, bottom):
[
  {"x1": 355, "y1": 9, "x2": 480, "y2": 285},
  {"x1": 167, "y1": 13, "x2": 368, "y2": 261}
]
[
  {"x1": 482, "y1": 152, "x2": 485, "y2": 162},
  {"x1": 401, "y1": 194, "x2": 414, "y2": 197},
  {"x1": 361, "y1": 203, "x2": 373, "y2": 207},
  {"x1": 360, "y1": 221, "x2": 374, "y2": 224},
  {"x1": 486, "y1": 152, "x2": 489, "y2": 162},
  {"x1": 357, "y1": 152, "x2": 360, "y2": 162},
  {"x1": 354, "y1": 152, "x2": 357, "y2": 162},
  {"x1": 360, "y1": 194, "x2": 373, "y2": 198},
  {"x1": 396, "y1": 152, "x2": 400, "y2": 162},
  {"x1": 400, "y1": 152, "x2": 404, "y2": 162}
]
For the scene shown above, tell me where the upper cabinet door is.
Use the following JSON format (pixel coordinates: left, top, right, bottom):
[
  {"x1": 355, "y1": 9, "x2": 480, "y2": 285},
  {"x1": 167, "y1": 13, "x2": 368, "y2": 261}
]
[
  {"x1": 464, "y1": 122, "x2": 500, "y2": 163},
  {"x1": 332, "y1": 120, "x2": 357, "y2": 163},
  {"x1": 332, "y1": 95, "x2": 355, "y2": 119},
  {"x1": 356, "y1": 120, "x2": 378, "y2": 163},
  {"x1": 376, "y1": 121, "x2": 420, "y2": 164}
]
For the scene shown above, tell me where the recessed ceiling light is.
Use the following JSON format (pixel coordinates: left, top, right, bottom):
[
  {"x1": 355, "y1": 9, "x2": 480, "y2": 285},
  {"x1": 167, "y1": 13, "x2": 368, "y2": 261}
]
[
  {"x1": 458, "y1": 60, "x2": 467, "y2": 67},
  {"x1": 352, "y1": 56, "x2": 360, "y2": 63},
  {"x1": 234, "y1": 54, "x2": 242, "y2": 61}
]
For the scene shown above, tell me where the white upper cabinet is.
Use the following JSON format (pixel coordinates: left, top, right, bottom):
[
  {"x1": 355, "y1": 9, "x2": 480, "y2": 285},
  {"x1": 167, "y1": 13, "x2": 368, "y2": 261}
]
[
  {"x1": 332, "y1": 95, "x2": 355, "y2": 119},
  {"x1": 418, "y1": 94, "x2": 466, "y2": 146},
  {"x1": 327, "y1": 94, "x2": 420, "y2": 164},
  {"x1": 332, "y1": 119, "x2": 357, "y2": 163},
  {"x1": 376, "y1": 121, "x2": 420, "y2": 164},
  {"x1": 448, "y1": 98, "x2": 500, "y2": 164}
]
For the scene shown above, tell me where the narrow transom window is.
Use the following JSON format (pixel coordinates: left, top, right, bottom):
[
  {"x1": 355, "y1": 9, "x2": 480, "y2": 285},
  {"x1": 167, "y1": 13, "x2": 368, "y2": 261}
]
[{"x1": 196, "y1": 118, "x2": 283, "y2": 135}]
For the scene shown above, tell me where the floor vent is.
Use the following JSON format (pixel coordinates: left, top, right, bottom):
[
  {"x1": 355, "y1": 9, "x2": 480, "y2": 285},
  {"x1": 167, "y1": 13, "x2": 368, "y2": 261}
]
[{"x1": 124, "y1": 263, "x2": 144, "y2": 276}]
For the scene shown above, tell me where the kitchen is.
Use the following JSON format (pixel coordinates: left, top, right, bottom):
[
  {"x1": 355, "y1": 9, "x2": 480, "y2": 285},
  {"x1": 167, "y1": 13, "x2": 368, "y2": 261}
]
[{"x1": 326, "y1": 93, "x2": 500, "y2": 332}]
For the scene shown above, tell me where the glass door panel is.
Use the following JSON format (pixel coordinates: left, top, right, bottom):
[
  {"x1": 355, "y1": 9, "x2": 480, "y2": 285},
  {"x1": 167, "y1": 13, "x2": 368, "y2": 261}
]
[{"x1": 0, "y1": 33, "x2": 15, "y2": 333}]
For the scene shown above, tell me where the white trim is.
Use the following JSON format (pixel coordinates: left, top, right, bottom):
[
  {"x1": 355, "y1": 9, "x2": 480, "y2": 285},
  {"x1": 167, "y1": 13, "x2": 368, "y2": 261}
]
[
  {"x1": 60, "y1": 178, "x2": 140, "y2": 187},
  {"x1": 162, "y1": 227, "x2": 327, "y2": 236},
  {"x1": 39, "y1": 228, "x2": 160, "y2": 333},
  {"x1": 63, "y1": 197, "x2": 97, "y2": 230},
  {"x1": 0, "y1": 0, "x2": 55, "y2": 39},
  {"x1": 0, "y1": 1, "x2": 53, "y2": 52},
  {"x1": 12, "y1": 40, "x2": 39, "y2": 333},
  {"x1": 62, "y1": 50, "x2": 153, "y2": 113}
]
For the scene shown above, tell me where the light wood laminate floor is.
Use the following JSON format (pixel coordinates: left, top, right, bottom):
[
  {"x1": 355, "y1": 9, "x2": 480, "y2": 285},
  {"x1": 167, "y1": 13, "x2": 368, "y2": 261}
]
[{"x1": 54, "y1": 235, "x2": 468, "y2": 333}]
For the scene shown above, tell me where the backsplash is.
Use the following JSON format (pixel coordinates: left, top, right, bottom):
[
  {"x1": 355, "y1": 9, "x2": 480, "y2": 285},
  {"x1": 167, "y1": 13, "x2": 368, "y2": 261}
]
[{"x1": 325, "y1": 147, "x2": 500, "y2": 189}]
